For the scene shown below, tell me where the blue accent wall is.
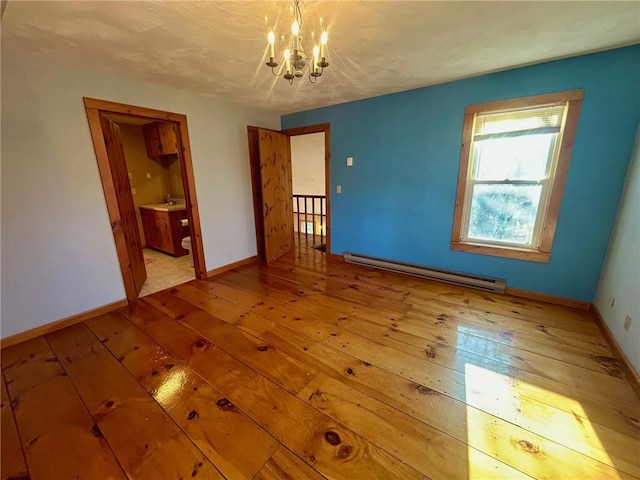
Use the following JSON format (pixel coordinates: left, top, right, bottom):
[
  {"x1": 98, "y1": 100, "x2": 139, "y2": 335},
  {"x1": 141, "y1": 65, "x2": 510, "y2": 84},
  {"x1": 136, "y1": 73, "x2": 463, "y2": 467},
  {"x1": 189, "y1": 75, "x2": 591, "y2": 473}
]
[{"x1": 282, "y1": 46, "x2": 640, "y2": 301}]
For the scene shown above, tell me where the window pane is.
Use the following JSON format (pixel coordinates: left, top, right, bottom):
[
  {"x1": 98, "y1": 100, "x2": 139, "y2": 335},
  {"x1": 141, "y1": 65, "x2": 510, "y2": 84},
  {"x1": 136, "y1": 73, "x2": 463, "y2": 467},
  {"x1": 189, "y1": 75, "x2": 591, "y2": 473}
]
[
  {"x1": 468, "y1": 184, "x2": 542, "y2": 245},
  {"x1": 474, "y1": 133, "x2": 555, "y2": 181}
]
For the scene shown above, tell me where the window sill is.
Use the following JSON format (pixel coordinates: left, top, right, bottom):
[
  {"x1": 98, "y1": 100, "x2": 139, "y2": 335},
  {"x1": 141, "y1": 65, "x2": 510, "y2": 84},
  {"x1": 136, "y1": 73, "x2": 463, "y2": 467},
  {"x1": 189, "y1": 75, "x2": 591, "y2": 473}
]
[{"x1": 450, "y1": 241, "x2": 550, "y2": 263}]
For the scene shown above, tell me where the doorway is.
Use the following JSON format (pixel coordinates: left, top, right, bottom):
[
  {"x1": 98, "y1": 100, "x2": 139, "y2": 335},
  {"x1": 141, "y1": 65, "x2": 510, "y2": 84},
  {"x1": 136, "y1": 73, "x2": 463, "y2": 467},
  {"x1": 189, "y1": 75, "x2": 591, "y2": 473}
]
[
  {"x1": 247, "y1": 124, "x2": 330, "y2": 264},
  {"x1": 84, "y1": 98, "x2": 206, "y2": 302},
  {"x1": 290, "y1": 131, "x2": 327, "y2": 252},
  {"x1": 283, "y1": 124, "x2": 331, "y2": 256}
]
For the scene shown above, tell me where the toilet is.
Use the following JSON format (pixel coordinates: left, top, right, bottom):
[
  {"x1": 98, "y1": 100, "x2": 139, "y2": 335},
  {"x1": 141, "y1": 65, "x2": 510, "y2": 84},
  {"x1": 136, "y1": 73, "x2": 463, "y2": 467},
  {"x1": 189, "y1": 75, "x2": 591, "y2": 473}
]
[{"x1": 181, "y1": 236, "x2": 194, "y2": 267}]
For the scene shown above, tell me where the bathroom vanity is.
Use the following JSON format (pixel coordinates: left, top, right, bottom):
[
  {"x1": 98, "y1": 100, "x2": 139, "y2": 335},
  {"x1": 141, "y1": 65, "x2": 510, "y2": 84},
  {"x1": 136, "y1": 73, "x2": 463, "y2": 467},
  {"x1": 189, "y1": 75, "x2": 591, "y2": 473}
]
[{"x1": 139, "y1": 203, "x2": 189, "y2": 257}]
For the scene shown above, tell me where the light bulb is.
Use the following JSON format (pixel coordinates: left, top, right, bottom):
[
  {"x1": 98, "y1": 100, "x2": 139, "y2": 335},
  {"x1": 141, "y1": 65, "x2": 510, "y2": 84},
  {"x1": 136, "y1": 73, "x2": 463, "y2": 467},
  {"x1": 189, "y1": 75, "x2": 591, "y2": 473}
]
[
  {"x1": 312, "y1": 45, "x2": 320, "y2": 73},
  {"x1": 292, "y1": 20, "x2": 300, "y2": 36},
  {"x1": 320, "y1": 31, "x2": 328, "y2": 60},
  {"x1": 284, "y1": 48, "x2": 291, "y2": 74},
  {"x1": 267, "y1": 30, "x2": 275, "y2": 58}
]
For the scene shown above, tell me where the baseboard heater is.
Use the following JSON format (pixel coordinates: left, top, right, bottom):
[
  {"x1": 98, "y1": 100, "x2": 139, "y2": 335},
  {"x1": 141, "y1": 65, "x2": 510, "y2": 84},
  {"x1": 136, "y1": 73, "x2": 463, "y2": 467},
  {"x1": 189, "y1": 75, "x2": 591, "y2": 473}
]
[{"x1": 343, "y1": 252, "x2": 507, "y2": 294}]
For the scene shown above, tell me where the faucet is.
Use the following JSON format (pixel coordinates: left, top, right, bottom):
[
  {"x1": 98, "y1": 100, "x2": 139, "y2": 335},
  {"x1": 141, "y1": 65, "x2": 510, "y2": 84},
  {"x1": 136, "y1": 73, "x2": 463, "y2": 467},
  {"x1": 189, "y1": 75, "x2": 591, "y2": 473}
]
[{"x1": 163, "y1": 194, "x2": 176, "y2": 205}]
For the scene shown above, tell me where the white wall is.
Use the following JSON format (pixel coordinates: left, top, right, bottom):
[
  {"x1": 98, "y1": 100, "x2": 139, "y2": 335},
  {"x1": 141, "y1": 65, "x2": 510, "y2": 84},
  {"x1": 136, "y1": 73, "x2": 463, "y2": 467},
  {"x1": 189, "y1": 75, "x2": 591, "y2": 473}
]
[
  {"x1": 1, "y1": 51, "x2": 279, "y2": 338},
  {"x1": 594, "y1": 126, "x2": 640, "y2": 375},
  {"x1": 291, "y1": 133, "x2": 325, "y2": 196}
]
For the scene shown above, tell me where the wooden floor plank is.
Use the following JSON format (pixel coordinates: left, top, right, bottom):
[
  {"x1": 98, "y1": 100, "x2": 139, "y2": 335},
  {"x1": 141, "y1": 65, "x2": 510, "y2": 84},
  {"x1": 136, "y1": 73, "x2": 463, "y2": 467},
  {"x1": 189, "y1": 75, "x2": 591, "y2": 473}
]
[
  {"x1": 238, "y1": 265, "x2": 613, "y2": 357},
  {"x1": 2, "y1": 337, "x2": 127, "y2": 480},
  {"x1": 329, "y1": 313, "x2": 637, "y2": 404},
  {"x1": 231, "y1": 265, "x2": 630, "y2": 386},
  {"x1": 300, "y1": 373, "x2": 535, "y2": 479},
  {"x1": 253, "y1": 446, "x2": 327, "y2": 480},
  {"x1": 46, "y1": 324, "x2": 224, "y2": 480},
  {"x1": 3, "y1": 243, "x2": 638, "y2": 480},
  {"x1": 189, "y1": 275, "x2": 640, "y2": 438},
  {"x1": 248, "y1": 260, "x2": 608, "y2": 359},
  {"x1": 256, "y1": 263, "x2": 610, "y2": 360},
  {"x1": 226, "y1": 267, "x2": 614, "y2": 372},
  {"x1": 298, "y1": 343, "x2": 640, "y2": 477},
  {"x1": 121, "y1": 300, "x2": 425, "y2": 480},
  {"x1": 213, "y1": 271, "x2": 640, "y2": 434},
  {"x1": 326, "y1": 326, "x2": 640, "y2": 440},
  {"x1": 301, "y1": 373, "x2": 633, "y2": 479},
  {"x1": 178, "y1": 281, "x2": 640, "y2": 477},
  {"x1": 279, "y1": 248, "x2": 597, "y2": 327},
  {"x1": 1, "y1": 371, "x2": 29, "y2": 480},
  {"x1": 220, "y1": 269, "x2": 634, "y2": 402},
  {"x1": 392, "y1": 310, "x2": 625, "y2": 377},
  {"x1": 162, "y1": 286, "x2": 535, "y2": 478},
  {"x1": 265, "y1": 256, "x2": 602, "y2": 334},
  {"x1": 86, "y1": 310, "x2": 281, "y2": 480},
  {"x1": 361, "y1": 311, "x2": 630, "y2": 394},
  {"x1": 144, "y1": 290, "x2": 316, "y2": 394}
]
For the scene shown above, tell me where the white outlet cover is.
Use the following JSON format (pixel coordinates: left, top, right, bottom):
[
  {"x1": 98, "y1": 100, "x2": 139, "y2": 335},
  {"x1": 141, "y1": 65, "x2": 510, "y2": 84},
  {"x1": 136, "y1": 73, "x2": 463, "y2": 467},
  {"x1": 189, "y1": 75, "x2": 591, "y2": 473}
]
[
  {"x1": 624, "y1": 314, "x2": 632, "y2": 331},
  {"x1": 131, "y1": 187, "x2": 136, "y2": 195},
  {"x1": 346, "y1": 157, "x2": 353, "y2": 166},
  {"x1": 336, "y1": 185, "x2": 342, "y2": 194}
]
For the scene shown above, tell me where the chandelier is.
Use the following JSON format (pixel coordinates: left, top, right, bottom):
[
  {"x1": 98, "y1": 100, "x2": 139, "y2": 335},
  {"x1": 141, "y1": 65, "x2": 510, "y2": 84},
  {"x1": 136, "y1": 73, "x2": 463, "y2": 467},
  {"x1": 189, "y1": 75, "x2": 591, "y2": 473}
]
[{"x1": 265, "y1": 0, "x2": 329, "y2": 84}]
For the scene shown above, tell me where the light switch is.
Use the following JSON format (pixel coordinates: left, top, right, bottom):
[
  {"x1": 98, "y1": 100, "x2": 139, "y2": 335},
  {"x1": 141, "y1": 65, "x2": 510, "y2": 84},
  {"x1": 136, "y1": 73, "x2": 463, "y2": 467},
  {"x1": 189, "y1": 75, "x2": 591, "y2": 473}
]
[
  {"x1": 346, "y1": 156, "x2": 354, "y2": 167},
  {"x1": 336, "y1": 185, "x2": 342, "y2": 194},
  {"x1": 146, "y1": 172, "x2": 152, "y2": 179}
]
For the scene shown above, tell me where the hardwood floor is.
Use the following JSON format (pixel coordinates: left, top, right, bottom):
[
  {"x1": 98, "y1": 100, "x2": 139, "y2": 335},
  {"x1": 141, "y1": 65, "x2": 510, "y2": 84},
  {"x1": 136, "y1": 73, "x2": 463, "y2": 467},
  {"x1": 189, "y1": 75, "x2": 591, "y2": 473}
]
[{"x1": 2, "y1": 242, "x2": 639, "y2": 479}]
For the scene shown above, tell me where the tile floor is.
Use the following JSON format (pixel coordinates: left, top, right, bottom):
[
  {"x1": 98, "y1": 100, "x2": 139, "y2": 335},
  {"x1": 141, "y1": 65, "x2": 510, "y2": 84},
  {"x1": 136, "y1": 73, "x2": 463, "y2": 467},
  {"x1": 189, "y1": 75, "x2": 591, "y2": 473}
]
[{"x1": 139, "y1": 248, "x2": 195, "y2": 297}]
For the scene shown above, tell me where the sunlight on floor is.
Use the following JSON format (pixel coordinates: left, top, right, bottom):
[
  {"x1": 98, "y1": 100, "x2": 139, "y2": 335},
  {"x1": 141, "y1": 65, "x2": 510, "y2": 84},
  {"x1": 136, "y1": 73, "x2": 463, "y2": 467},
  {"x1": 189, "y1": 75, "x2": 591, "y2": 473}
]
[{"x1": 463, "y1": 361, "x2": 618, "y2": 478}]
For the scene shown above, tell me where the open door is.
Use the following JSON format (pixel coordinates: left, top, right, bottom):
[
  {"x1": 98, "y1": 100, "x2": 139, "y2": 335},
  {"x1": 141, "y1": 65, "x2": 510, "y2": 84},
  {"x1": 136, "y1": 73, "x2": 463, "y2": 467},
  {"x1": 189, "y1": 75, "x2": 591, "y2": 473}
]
[
  {"x1": 247, "y1": 127, "x2": 294, "y2": 263},
  {"x1": 100, "y1": 115, "x2": 147, "y2": 298}
]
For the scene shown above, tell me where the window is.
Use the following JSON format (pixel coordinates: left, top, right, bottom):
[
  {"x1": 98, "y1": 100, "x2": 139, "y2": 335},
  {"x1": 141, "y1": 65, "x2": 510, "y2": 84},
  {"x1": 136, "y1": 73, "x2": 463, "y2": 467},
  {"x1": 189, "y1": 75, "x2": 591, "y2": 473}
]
[{"x1": 451, "y1": 90, "x2": 583, "y2": 262}]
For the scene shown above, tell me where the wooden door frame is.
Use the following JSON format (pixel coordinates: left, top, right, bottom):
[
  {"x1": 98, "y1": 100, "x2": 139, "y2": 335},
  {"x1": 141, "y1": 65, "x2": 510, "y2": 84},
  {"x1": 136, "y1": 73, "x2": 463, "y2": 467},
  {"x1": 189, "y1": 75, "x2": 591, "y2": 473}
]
[
  {"x1": 246, "y1": 126, "x2": 266, "y2": 262},
  {"x1": 84, "y1": 97, "x2": 207, "y2": 302},
  {"x1": 281, "y1": 123, "x2": 331, "y2": 254}
]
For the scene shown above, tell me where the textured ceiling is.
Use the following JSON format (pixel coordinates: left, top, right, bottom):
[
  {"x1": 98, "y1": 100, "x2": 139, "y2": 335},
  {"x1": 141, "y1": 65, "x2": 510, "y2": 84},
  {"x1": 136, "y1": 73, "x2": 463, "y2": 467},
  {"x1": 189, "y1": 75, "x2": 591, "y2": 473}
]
[{"x1": 2, "y1": 1, "x2": 639, "y2": 114}]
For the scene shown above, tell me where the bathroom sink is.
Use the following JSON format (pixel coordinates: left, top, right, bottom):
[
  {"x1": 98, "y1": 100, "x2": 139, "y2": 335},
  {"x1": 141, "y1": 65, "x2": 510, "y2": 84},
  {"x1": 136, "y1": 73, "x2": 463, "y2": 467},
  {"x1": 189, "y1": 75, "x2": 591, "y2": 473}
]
[{"x1": 139, "y1": 202, "x2": 186, "y2": 212}]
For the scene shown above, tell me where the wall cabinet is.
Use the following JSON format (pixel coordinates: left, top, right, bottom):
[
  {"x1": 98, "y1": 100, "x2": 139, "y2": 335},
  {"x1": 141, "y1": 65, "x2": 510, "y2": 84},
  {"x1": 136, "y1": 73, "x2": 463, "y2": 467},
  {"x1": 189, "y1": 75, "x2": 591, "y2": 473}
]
[
  {"x1": 142, "y1": 122, "x2": 179, "y2": 157},
  {"x1": 139, "y1": 207, "x2": 189, "y2": 257}
]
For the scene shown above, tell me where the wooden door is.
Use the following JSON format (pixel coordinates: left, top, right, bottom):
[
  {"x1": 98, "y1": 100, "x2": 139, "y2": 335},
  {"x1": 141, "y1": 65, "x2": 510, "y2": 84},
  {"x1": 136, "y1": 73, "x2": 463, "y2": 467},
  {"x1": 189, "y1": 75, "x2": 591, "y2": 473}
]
[
  {"x1": 247, "y1": 127, "x2": 266, "y2": 262},
  {"x1": 100, "y1": 116, "x2": 147, "y2": 298},
  {"x1": 251, "y1": 128, "x2": 294, "y2": 263}
]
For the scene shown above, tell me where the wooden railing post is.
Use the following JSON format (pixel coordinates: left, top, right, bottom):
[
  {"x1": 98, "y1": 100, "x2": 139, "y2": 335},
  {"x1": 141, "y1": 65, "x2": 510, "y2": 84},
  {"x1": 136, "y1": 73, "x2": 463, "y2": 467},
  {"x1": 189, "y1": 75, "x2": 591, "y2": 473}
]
[{"x1": 292, "y1": 194, "x2": 326, "y2": 248}]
